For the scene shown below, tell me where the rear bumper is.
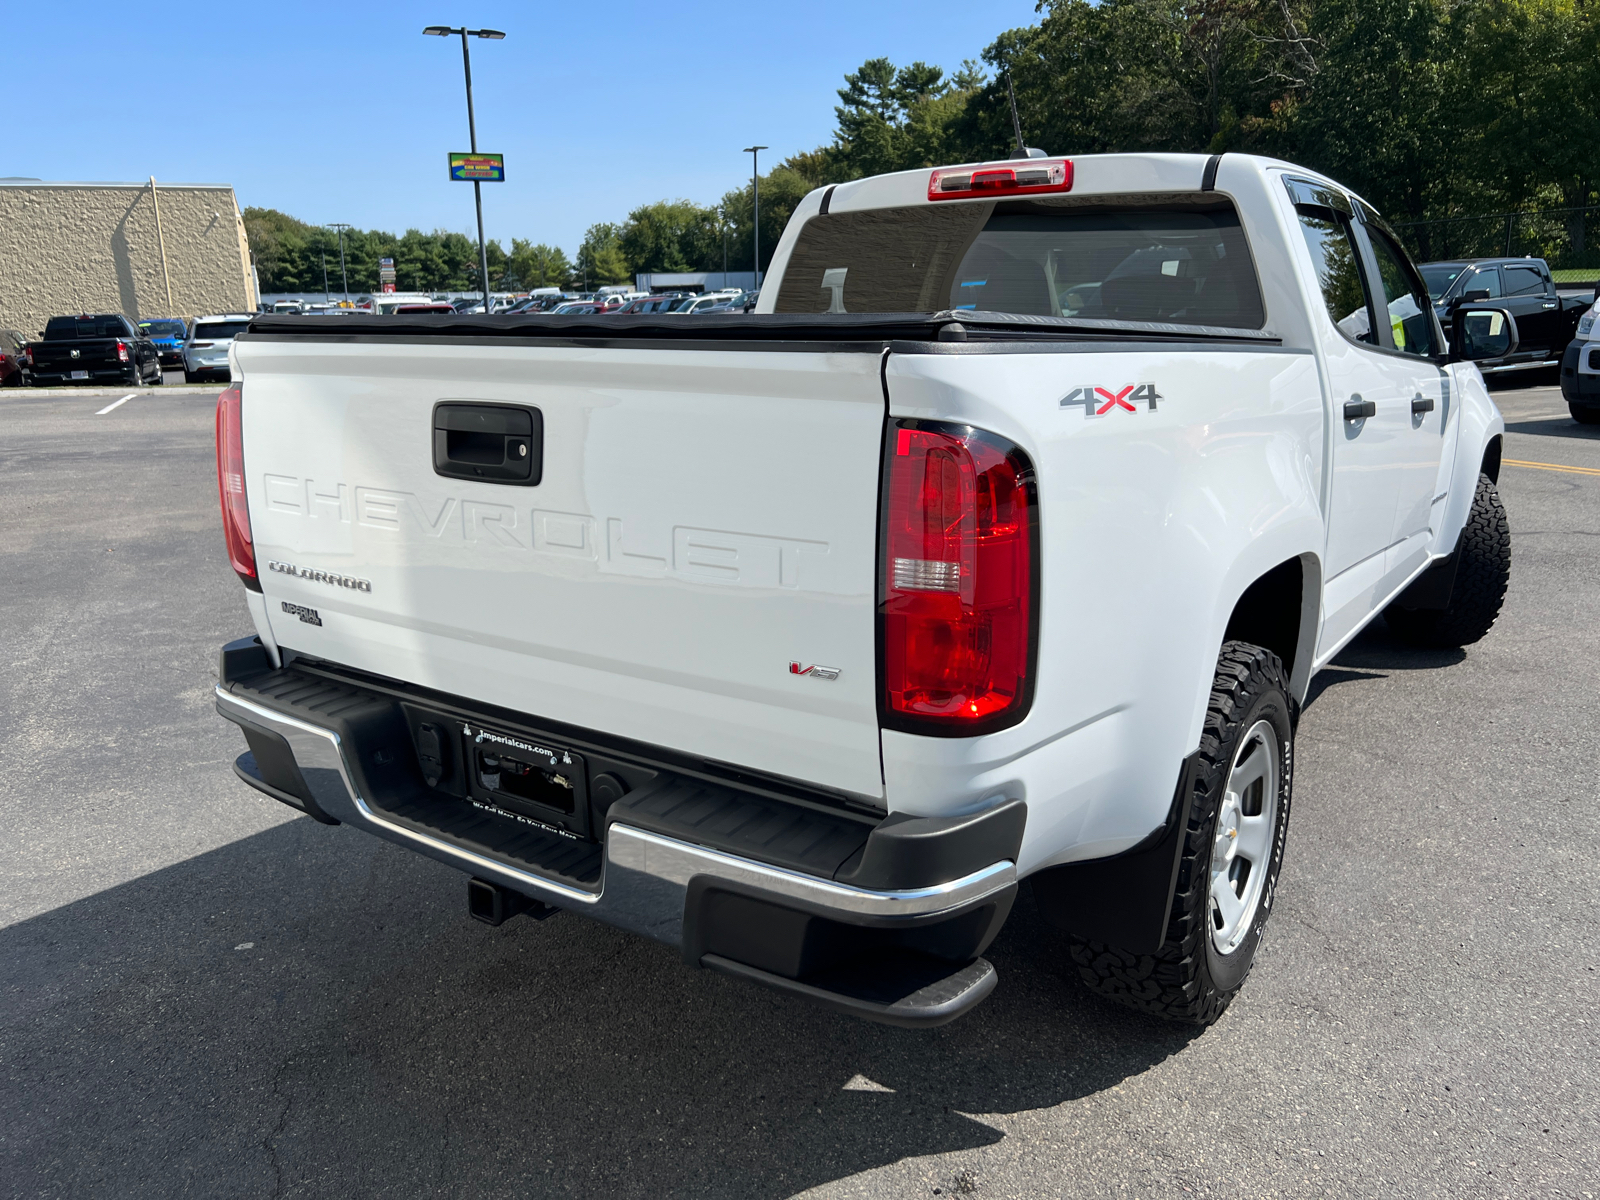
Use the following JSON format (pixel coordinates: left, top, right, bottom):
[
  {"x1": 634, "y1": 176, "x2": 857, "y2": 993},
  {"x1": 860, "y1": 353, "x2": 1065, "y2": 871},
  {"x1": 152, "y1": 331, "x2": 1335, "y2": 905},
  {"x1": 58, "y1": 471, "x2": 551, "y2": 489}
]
[
  {"x1": 213, "y1": 640, "x2": 1021, "y2": 1026},
  {"x1": 30, "y1": 367, "x2": 136, "y2": 385}
]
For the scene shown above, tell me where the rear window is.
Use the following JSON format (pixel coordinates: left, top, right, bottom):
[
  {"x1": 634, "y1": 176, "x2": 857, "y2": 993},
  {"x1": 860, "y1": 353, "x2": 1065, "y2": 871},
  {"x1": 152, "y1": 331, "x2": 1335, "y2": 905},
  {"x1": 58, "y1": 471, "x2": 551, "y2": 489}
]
[
  {"x1": 44, "y1": 315, "x2": 130, "y2": 339},
  {"x1": 774, "y1": 199, "x2": 1265, "y2": 328},
  {"x1": 140, "y1": 320, "x2": 187, "y2": 337},
  {"x1": 194, "y1": 321, "x2": 250, "y2": 339}
]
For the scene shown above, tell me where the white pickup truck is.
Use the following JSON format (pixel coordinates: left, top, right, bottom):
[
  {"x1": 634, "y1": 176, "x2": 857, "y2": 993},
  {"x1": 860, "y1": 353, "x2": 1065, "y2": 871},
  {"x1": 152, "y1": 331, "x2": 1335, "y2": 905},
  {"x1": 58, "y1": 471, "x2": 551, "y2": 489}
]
[{"x1": 213, "y1": 152, "x2": 1515, "y2": 1028}]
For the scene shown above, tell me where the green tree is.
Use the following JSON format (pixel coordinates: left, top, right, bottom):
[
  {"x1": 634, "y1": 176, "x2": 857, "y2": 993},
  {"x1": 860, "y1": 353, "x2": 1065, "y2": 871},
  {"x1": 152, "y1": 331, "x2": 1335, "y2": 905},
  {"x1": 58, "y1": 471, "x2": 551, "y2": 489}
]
[
  {"x1": 828, "y1": 56, "x2": 983, "y2": 179},
  {"x1": 509, "y1": 240, "x2": 574, "y2": 288},
  {"x1": 576, "y1": 223, "x2": 631, "y2": 287},
  {"x1": 618, "y1": 200, "x2": 721, "y2": 273}
]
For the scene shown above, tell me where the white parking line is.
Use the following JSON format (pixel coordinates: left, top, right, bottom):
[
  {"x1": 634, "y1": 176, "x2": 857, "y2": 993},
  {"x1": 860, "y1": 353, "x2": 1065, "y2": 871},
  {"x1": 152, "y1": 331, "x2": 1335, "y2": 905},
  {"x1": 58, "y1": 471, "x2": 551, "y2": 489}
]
[{"x1": 96, "y1": 394, "x2": 136, "y2": 415}]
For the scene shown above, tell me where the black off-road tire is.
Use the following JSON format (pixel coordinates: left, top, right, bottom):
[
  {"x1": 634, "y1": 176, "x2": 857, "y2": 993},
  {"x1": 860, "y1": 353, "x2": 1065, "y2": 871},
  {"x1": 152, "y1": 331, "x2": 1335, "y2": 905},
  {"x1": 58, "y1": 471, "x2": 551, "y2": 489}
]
[
  {"x1": 1570, "y1": 404, "x2": 1600, "y2": 425},
  {"x1": 1383, "y1": 473, "x2": 1510, "y2": 648},
  {"x1": 1068, "y1": 642, "x2": 1294, "y2": 1026}
]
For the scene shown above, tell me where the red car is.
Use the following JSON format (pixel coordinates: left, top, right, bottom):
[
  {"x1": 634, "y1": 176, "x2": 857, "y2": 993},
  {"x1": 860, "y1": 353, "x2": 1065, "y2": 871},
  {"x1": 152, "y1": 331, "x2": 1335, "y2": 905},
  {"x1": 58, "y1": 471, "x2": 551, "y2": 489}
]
[{"x1": 0, "y1": 328, "x2": 29, "y2": 386}]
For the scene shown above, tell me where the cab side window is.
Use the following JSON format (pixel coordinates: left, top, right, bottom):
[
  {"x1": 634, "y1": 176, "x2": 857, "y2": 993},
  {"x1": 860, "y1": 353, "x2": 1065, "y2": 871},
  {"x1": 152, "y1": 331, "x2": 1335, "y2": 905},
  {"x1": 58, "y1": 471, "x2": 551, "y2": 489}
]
[
  {"x1": 1466, "y1": 266, "x2": 1502, "y2": 298},
  {"x1": 1503, "y1": 264, "x2": 1546, "y2": 297},
  {"x1": 1296, "y1": 209, "x2": 1378, "y2": 345},
  {"x1": 1365, "y1": 227, "x2": 1439, "y2": 358}
]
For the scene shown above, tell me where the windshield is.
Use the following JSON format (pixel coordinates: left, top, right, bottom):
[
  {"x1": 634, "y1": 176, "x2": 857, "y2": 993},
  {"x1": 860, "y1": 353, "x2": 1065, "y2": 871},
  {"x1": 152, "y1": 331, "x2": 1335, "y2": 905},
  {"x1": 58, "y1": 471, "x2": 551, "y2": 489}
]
[
  {"x1": 193, "y1": 321, "x2": 250, "y2": 340},
  {"x1": 774, "y1": 200, "x2": 1265, "y2": 328},
  {"x1": 140, "y1": 320, "x2": 187, "y2": 337},
  {"x1": 1419, "y1": 264, "x2": 1464, "y2": 301}
]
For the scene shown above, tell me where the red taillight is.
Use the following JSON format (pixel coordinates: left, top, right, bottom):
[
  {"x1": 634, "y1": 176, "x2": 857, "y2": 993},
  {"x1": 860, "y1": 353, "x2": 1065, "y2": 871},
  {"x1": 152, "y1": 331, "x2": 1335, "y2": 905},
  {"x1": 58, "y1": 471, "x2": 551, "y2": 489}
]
[
  {"x1": 115, "y1": 341, "x2": 130, "y2": 362},
  {"x1": 215, "y1": 385, "x2": 260, "y2": 591},
  {"x1": 928, "y1": 158, "x2": 1072, "y2": 201},
  {"x1": 880, "y1": 420, "x2": 1036, "y2": 734}
]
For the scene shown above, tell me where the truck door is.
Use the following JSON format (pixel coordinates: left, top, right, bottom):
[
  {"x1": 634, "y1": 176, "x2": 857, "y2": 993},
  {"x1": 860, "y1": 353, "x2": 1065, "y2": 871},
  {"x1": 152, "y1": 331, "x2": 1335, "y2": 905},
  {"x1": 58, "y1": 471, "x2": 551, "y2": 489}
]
[
  {"x1": 1500, "y1": 262, "x2": 1559, "y2": 358},
  {"x1": 1356, "y1": 220, "x2": 1449, "y2": 591},
  {"x1": 1287, "y1": 186, "x2": 1413, "y2": 656}
]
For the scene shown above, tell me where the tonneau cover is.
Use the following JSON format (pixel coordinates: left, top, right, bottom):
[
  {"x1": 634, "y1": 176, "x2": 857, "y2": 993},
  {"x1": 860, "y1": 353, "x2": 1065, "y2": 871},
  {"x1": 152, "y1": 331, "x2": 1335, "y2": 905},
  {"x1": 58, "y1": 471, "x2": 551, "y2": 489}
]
[{"x1": 243, "y1": 310, "x2": 1284, "y2": 346}]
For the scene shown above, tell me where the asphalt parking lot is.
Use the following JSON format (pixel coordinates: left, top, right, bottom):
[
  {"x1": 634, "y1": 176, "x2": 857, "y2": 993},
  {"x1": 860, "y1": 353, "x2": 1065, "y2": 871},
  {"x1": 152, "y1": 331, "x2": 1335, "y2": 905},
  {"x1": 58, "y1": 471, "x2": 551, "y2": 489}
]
[{"x1": 2, "y1": 377, "x2": 1596, "y2": 1199}]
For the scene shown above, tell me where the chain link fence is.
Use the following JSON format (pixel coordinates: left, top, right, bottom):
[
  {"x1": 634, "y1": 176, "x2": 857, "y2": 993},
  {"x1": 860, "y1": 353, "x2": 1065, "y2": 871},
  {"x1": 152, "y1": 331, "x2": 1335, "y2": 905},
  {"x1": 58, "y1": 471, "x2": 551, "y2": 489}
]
[{"x1": 1394, "y1": 206, "x2": 1600, "y2": 283}]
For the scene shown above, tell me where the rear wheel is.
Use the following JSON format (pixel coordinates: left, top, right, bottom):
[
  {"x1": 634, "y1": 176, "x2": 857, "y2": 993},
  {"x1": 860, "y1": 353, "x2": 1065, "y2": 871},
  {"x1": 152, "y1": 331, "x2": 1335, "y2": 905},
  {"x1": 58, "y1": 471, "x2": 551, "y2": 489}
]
[
  {"x1": 1384, "y1": 474, "x2": 1510, "y2": 648},
  {"x1": 1068, "y1": 642, "x2": 1294, "y2": 1025}
]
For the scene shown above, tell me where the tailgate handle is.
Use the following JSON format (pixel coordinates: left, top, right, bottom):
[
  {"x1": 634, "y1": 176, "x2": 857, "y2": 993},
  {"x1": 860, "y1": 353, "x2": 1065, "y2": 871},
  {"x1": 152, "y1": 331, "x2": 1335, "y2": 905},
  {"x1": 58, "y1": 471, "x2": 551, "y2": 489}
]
[{"x1": 433, "y1": 402, "x2": 543, "y2": 486}]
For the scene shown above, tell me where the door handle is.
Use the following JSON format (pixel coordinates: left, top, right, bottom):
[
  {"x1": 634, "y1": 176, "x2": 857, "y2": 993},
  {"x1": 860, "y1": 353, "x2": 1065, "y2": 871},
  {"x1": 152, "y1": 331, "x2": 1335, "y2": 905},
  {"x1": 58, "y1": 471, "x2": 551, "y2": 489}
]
[
  {"x1": 1344, "y1": 397, "x2": 1376, "y2": 421},
  {"x1": 433, "y1": 402, "x2": 543, "y2": 486},
  {"x1": 1411, "y1": 394, "x2": 1435, "y2": 414}
]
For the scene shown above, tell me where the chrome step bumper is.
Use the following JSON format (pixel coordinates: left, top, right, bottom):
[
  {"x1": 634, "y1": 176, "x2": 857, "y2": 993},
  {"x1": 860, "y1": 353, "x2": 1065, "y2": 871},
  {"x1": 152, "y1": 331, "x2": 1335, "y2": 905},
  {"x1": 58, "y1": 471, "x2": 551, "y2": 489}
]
[{"x1": 215, "y1": 686, "x2": 1017, "y2": 950}]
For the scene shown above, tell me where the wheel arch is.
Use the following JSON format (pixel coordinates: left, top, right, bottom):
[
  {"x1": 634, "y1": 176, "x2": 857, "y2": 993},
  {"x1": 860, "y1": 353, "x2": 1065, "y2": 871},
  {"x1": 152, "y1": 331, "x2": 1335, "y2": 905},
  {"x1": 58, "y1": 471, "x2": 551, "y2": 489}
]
[
  {"x1": 1220, "y1": 552, "x2": 1322, "y2": 703},
  {"x1": 1482, "y1": 433, "x2": 1502, "y2": 483}
]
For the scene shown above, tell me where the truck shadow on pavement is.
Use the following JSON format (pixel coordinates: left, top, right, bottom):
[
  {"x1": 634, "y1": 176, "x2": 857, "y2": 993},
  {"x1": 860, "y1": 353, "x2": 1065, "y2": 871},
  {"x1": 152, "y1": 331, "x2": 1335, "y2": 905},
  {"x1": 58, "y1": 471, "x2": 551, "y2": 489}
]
[
  {"x1": 3, "y1": 814, "x2": 1200, "y2": 1199},
  {"x1": 1501, "y1": 415, "x2": 1600, "y2": 442},
  {"x1": 1303, "y1": 622, "x2": 1467, "y2": 710}
]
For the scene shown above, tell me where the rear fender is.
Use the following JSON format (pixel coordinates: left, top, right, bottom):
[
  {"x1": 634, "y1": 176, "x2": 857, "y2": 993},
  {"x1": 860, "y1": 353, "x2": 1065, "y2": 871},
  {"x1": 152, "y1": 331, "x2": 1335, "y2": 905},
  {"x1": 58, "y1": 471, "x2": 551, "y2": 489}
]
[{"x1": 881, "y1": 347, "x2": 1325, "y2": 876}]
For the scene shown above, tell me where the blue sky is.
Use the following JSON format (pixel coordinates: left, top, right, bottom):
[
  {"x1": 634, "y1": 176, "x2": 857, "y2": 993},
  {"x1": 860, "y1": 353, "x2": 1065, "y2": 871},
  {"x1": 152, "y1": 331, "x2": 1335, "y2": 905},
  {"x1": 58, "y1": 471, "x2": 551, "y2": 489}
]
[{"x1": 3, "y1": 1, "x2": 1041, "y2": 254}]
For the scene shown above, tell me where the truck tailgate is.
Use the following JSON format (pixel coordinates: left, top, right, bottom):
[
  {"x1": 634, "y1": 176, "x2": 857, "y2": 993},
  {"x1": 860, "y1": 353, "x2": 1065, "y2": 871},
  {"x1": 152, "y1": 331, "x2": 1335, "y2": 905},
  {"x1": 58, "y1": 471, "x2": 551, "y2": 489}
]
[{"x1": 234, "y1": 337, "x2": 888, "y2": 801}]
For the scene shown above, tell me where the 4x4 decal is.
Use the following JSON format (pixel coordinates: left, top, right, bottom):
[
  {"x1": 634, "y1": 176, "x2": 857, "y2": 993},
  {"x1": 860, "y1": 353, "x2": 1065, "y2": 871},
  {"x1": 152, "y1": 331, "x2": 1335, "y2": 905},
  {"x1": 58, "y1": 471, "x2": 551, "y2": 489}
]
[{"x1": 1061, "y1": 383, "x2": 1162, "y2": 416}]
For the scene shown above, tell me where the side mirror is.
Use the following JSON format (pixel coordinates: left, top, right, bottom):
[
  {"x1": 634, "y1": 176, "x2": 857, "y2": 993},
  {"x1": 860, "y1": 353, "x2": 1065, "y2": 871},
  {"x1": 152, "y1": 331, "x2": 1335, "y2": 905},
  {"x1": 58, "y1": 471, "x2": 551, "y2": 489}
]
[{"x1": 1451, "y1": 306, "x2": 1519, "y2": 362}]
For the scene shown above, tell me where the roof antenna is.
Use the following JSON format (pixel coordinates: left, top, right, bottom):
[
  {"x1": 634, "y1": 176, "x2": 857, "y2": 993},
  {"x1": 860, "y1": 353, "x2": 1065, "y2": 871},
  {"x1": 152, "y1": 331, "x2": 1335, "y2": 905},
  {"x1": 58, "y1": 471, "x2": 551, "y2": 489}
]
[{"x1": 1006, "y1": 72, "x2": 1043, "y2": 159}]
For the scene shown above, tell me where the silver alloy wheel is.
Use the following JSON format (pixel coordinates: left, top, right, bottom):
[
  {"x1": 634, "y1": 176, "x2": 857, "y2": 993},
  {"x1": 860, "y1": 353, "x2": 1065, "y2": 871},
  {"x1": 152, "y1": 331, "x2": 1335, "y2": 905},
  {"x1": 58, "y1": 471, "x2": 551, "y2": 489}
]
[{"x1": 1208, "y1": 718, "x2": 1280, "y2": 955}]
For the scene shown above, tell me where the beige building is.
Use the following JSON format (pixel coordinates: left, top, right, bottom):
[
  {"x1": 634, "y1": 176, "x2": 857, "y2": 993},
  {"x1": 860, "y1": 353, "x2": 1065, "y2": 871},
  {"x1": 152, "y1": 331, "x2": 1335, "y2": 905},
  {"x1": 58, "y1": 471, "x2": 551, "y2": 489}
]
[{"x1": 0, "y1": 179, "x2": 257, "y2": 337}]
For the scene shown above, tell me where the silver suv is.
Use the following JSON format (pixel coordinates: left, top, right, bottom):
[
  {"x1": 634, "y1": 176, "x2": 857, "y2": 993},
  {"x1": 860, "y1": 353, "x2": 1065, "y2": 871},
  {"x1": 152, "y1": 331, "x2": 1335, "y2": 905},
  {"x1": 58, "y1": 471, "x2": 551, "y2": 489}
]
[{"x1": 183, "y1": 315, "x2": 254, "y2": 384}]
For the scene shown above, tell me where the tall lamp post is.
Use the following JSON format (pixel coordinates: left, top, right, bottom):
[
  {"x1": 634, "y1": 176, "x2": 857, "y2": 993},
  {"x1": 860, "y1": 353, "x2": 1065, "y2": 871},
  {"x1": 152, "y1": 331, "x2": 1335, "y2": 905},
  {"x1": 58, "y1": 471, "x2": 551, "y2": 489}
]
[
  {"x1": 424, "y1": 24, "x2": 505, "y2": 311},
  {"x1": 327, "y1": 223, "x2": 352, "y2": 303},
  {"x1": 742, "y1": 145, "x2": 767, "y2": 290}
]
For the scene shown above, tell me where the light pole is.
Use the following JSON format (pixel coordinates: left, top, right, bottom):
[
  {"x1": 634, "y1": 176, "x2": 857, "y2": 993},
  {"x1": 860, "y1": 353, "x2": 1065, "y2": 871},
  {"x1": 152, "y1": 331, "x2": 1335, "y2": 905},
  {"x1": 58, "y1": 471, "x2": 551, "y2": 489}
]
[
  {"x1": 742, "y1": 145, "x2": 767, "y2": 290},
  {"x1": 424, "y1": 24, "x2": 505, "y2": 311},
  {"x1": 327, "y1": 223, "x2": 351, "y2": 303}
]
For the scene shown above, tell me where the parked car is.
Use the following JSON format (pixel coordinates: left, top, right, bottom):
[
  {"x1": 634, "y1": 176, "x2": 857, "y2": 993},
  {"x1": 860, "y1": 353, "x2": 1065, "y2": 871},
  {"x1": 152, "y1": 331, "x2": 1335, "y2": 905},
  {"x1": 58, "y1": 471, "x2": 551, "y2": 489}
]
[
  {"x1": 391, "y1": 303, "x2": 459, "y2": 315},
  {"x1": 615, "y1": 294, "x2": 684, "y2": 314},
  {"x1": 1559, "y1": 296, "x2": 1600, "y2": 423},
  {"x1": 548, "y1": 300, "x2": 606, "y2": 315},
  {"x1": 27, "y1": 313, "x2": 162, "y2": 387},
  {"x1": 0, "y1": 327, "x2": 30, "y2": 386},
  {"x1": 216, "y1": 151, "x2": 1516, "y2": 1030},
  {"x1": 138, "y1": 318, "x2": 189, "y2": 366},
  {"x1": 1419, "y1": 256, "x2": 1590, "y2": 374},
  {"x1": 183, "y1": 315, "x2": 254, "y2": 384},
  {"x1": 671, "y1": 293, "x2": 738, "y2": 315}
]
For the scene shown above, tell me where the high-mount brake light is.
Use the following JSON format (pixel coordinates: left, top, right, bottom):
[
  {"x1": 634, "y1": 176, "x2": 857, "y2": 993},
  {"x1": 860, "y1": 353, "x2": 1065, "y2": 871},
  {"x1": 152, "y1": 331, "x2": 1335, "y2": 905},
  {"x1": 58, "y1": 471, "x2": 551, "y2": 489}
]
[
  {"x1": 928, "y1": 158, "x2": 1072, "y2": 201},
  {"x1": 214, "y1": 385, "x2": 260, "y2": 591},
  {"x1": 880, "y1": 421, "x2": 1037, "y2": 734}
]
